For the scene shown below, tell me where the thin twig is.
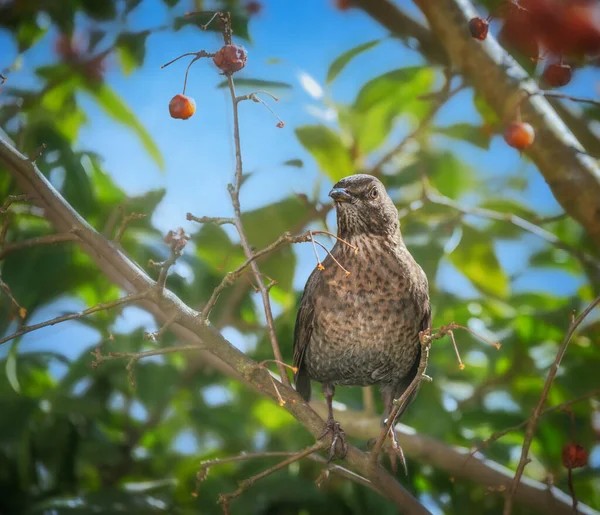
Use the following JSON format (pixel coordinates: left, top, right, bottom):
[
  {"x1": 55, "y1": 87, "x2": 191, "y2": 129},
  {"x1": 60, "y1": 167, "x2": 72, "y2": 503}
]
[
  {"x1": 225, "y1": 70, "x2": 291, "y2": 387},
  {"x1": 0, "y1": 194, "x2": 33, "y2": 215},
  {"x1": 423, "y1": 188, "x2": 600, "y2": 272},
  {"x1": 217, "y1": 442, "x2": 325, "y2": 512},
  {"x1": 186, "y1": 213, "x2": 235, "y2": 226},
  {"x1": 114, "y1": 212, "x2": 146, "y2": 242},
  {"x1": 469, "y1": 389, "x2": 600, "y2": 458},
  {"x1": 0, "y1": 292, "x2": 147, "y2": 347},
  {"x1": 200, "y1": 230, "x2": 312, "y2": 319},
  {"x1": 0, "y1": 233, "x2": 79, "y2": 260},
  {"x1": 532, "y1": 91, "x2": 600, "y2": 108},
  {"x1": 160, "y1": 50, "x2": 215, "y2": 69},
  {"x1": 91, "y1": 344, "x2": 203, "y2": 388},
  {"x1": 144, "y1": 313, "x2": 179, "y2": 342},
  {"x1": 156, "y1": 228, "x2": 189, "y2": 292},
  {"x1": 503, "y1": 296, "x2": 600, "y2": 515}
]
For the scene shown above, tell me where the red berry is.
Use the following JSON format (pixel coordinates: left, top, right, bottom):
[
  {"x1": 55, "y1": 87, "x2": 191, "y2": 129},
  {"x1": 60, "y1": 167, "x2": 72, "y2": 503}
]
[
  {"x1": 498, "y1": 3, "x2": 540, "y2": 60},
  {"x1": 562, "y1": 443, "x2": 588, "y2": 469},
  {"x1": 469, "y1": 17, "x2": 489, "y2": 40},
  {"x1": 504, "y1": 122, "x2": 535, "y2": 151},
  {"x1": 245, "y1": 1, "x2": 262, "y2": 15},
  {"x1": 335, "y1": 0, "x2": 353, "y2": 10},
  {"x1": 276, "y1": 121, "x2": 285, "y2": 128},
  {"x1": 213, "y1": 45, "x2": 248, "y2": 75},
  {"x1": 169, "y1": 94, "x2": 196, "y2": 120},
  {"x1": 543, "y1": 63, "x2": 573, "y2": 87}
]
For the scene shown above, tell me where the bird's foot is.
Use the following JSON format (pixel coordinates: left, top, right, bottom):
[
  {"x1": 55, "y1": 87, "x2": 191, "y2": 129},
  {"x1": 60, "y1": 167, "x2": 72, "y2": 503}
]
[
  {"x1": 318, "y1": 418, "x2": 348, "y2": 462},
  {"x1": 386, "y1": 426, "x2": 408, "y2": 476}
]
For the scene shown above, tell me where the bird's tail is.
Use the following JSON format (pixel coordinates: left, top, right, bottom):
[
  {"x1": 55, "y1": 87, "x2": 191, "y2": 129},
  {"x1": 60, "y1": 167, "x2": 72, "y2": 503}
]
[{"x1": 294, "y1": 367, "x2": 312, "y2": 401}]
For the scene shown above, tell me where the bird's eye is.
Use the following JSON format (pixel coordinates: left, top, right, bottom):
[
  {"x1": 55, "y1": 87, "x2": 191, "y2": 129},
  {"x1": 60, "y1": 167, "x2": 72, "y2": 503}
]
[{"x1": 369, "y1": 187, "x2": 378, "y2": 200}]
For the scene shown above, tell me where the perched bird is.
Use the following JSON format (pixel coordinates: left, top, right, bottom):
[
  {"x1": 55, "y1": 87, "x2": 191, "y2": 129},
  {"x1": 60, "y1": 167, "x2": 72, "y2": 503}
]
[{"x1": 293, "y1": 174, "x2": 431, "y2": 460}]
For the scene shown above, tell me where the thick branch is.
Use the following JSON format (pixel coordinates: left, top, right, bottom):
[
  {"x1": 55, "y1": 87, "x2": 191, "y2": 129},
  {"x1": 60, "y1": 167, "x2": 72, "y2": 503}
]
[
  {"x1": 359, "y1": 0, "x2": 600, "y2": 249},
  {"x1": 316, "y1": 404, "x2": 599, "y2": 515},
  {"x1": 0, "y1": 137, "x2": 427, "y2": 515}
]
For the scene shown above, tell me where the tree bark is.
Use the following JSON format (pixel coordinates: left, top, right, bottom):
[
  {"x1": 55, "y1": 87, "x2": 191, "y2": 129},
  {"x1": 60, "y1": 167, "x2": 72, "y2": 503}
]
[
  {"x1": 355, "y1": 0, "x2": 600, "y2": 249},
  {"x1": 2, "y1": 136, "x2": 597, "y2": 515}
]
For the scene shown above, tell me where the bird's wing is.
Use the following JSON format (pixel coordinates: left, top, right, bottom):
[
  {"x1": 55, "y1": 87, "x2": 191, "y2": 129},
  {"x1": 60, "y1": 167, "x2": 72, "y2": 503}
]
[{"x1": 292, "y1": 268, "x2": 320, "y2": 399}]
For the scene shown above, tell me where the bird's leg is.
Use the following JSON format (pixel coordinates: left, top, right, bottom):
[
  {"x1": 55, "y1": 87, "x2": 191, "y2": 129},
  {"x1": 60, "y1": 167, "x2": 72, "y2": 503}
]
[
  {"x1": 318, "y1": 383, "x2": 348, "y2": 461},
  {"x1": 381, "y1": 390, "x2": 408, "y2": 475}
]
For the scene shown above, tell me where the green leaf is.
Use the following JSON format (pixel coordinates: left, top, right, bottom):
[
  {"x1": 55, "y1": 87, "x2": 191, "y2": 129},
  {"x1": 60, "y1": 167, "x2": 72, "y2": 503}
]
[
  {"x1": 6, "y1": 339, "x2": 21, "y2": 394},
  {"x1": 427, "y1": 152, "x2": 475, "y2": 199},
  {"x1": 83, "y1": 83, "x2": 164, "y2": 170},
  {"x1": 474, "y1": 94, "x2": 500, "y2": 126},
  {"x1": 16, "y1": 19, "x2": 47, "y2": 52},
  {"x1": 350, "y1": 67, "x2": 435, "y2": 153},
  {"x1": 216, "y1": 78, "x2": 292, "y2": 90},
  {"x1": 162, "y1": 0, "x2": 180, "y2": 6},
  {"x1": 295, "y1": 125, "x2": 353, "y2": 181},
  {"x1": 116, "y1": 31, "x2": 149, "y2": 76},
  {"x1": 283, "y1": 159, "x2": 303, "y2": 168},
  {"x1": 434, "y1": 123, "x2": 492, "y2": 149},
  {"x1": 449, "y1": 225, "x2": 510, "y2": 298},
  {"x1": 326, "y1": 39, "x2": 381, "y2": 84},
  {"x1": 81, "y1": 0, "x2": 117, "y2": 20}
]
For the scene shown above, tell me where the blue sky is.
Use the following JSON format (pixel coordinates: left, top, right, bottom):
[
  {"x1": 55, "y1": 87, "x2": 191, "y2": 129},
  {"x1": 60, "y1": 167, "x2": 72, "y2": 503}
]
[{"x1": 1, "y1": 0, "x2": 597, "y2": 361}]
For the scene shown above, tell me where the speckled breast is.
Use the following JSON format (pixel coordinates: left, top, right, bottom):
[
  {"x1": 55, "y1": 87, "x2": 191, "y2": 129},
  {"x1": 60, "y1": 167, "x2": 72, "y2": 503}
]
[{"x1": 305, "y1": 240, "x2": 425, "y2": 388}]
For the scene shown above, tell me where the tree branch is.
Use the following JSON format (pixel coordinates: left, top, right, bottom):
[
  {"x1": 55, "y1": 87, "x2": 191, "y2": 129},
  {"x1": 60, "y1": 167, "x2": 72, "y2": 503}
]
[
  {"x1": 358, "y1": 0, "x2": 600, "y2": 249},
  {"x1": 0, "y1": 136, "x2": 429, "y2": 515},
  {"x1": 503, "y1": 296, "x2": 600, "y2": 514},
  {"x1": 0, "y1": 232, "x2": 79, "y2": 260}
]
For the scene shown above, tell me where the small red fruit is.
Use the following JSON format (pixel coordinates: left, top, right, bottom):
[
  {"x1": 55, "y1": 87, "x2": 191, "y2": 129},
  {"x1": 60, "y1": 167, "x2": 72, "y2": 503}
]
[
  {"x1": 562, "y1": 443, "x2": 588, "y2": 469},
  {"x1": 543, "y1": 63, "x2": 573, "y2": 87},
  {"x1": 276, "y1": 121, "x2": 285, "y2": 128},
  {"x1": 245, "y1": 1, "x2": 262, "y2": 15},
  {"x1": 504, "y1": 122, "x2": 535, "y2": 151},
  {"x1": 469, "y1": 17, "x2": 489, "y2": 40},
  {"x1": 169, "y1": 94, "x2": 196, "y2": 120},
  {"x1": 213, "y1": 45, "x2": 248, "y2": 74},
  {"x1": 335, "y1": 0, "x2": 353, "y2": 10}
]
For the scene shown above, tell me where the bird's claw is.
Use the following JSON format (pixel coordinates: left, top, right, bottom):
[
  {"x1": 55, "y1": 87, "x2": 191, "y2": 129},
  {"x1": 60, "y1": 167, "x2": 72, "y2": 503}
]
[
  {"x1": 318, "y1": 419, "x2": 348, "y2": 462},
  {"x1": 387, "y1": 426, "x2": 408, "y2": 476}
]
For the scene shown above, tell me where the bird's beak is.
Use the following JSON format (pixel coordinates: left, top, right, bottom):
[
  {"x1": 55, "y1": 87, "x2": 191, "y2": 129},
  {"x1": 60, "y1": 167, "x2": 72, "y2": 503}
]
[{"x1": 329, "y1": 187, "x2": 353, "y2": 203}]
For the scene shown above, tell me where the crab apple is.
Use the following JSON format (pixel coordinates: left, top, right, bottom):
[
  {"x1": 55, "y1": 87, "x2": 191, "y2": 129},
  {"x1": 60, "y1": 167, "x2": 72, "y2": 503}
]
[
  {"x1": 562, "y1": 443, "x2": 588, "y2": 469},
  {"x1": 213, "y1": 45, "x2": 248, "y2": 74},
  {"x1": 504, "y1": 122, "x2": 535, "y2": 151},
  {"x1": 469, "y1": 17, "x2": 489, "y2": 40},
  {"x1": 169, "y1": 94, "x2": 196, "y2": 120},
  {"x1": 245, "y1": 1, "x2": 262, "y2": 15},
  {"x1": 543, "y1": 63, "x2": 573, "y2": 87},
  {"x1": 336, "y1": 0, "x2": 353, "y2": 10}
]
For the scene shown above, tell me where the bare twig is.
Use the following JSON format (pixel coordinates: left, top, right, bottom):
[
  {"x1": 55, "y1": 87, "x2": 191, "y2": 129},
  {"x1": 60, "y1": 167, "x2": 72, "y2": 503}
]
[
  {"x1": 531, "y1": 91, "x2": 600, "y2": 108},
  {"x1": 0, "y1": 233, "x2": 79, "y2": 260},
  {"x1": 470, "y1": 389, "x2": 600, "y2": 458},
  {"x1": 28, "y1": 143, "x2": 46, "y2": 163},
  {"x1": 199, "y1": 230, "x2": 312, "y2": 319},
  {"x1": 144, "y1": 313, "x2": 179, "y2": 342},
  {"x1": 156, "y1": 228, "x2": 189, "y2": 292},
  {"x1": 114, "y1": 212, "x2": 146, "y2": 242},
  {"x1": 0, "y1": 194, "x2": 33, "y2": 214},
  {"x1": 217, "y1": 442, "x2": 325, "y2": 513},
  {"x1": 423, "y1": 188, "x2": 600, "y2": 272},
  {"x1": 186, "y1": 213, "x2": 235, "y2": 226},
  {"x1": 0, "y1": 292, "x2": 147, "y2": 347},
  {"x1": 91, "y1": 344, "x2": 203, "y2": 388},
  {"x1": 503, "y1": 296, "x2": 600, "y2": 515},
  {"x1": 225, "y1": 68, "x2": 291, "y2": 387},
  {"x1": 0, "y1": 274, "x2": 25, "y2": 317},
  {"x1": 160, "y1": 50, "x2": 215, "y2": 69}
]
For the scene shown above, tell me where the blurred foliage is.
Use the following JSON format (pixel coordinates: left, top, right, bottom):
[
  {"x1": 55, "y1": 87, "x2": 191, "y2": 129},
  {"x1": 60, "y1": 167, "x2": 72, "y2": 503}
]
[{"x1": 0, "y1": 1, "x2": 599, "y2": 514}]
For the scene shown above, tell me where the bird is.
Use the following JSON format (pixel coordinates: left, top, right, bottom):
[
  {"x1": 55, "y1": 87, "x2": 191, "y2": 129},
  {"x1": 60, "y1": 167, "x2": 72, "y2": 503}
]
[{"x1": 293, "y1": 174, "x2": 431, "y2": 461}]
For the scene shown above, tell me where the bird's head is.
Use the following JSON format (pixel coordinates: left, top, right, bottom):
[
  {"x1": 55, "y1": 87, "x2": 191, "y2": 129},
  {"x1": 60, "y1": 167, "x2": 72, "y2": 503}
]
[{"x1": 329, "y1": 174, "x2": 399, "y2": 239}]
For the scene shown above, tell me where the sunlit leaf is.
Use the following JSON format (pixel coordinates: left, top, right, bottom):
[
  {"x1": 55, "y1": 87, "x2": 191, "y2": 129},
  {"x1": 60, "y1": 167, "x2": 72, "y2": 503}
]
[
  {"x1": 326, "y1": 39, "x2": 381, "y2": 84},
  {"x1": 434, "y1": 123, "x2": 492, "y2": 149},
  {"x1": 295, "y1": 125, "x2": 353, "y2": 181},
  {"x1": 83, "y1": 83, "x2": 165, "y2": 170},
  {"x1": 116, "y1": 31, "x2": 149, "y2": 76},
  {"x1": 449, "y1": 225, "x2": 510, "y2": 298}
]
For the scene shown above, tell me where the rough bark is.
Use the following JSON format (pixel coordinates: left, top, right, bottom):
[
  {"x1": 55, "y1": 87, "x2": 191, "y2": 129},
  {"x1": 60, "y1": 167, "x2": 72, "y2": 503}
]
[
  {"x1": 2, "y1": 136, "x2": 597, "y2": 515},
  {"x1": 355, "y1": 0, "x2": 600, "y2": 249}
]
